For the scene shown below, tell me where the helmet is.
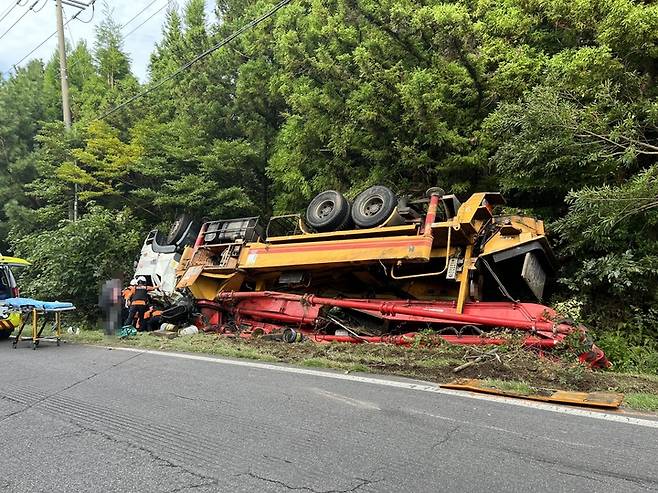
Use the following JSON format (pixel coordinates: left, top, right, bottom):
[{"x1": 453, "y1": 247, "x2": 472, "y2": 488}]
[
  {"x1": 137, "y1": 276, "x2": 147, "y2": 285},
  {"x1": 129, "y1": 279, "x2": 138, "y2": 286}
]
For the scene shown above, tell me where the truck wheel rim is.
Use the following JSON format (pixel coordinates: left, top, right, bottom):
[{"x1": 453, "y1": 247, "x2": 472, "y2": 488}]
[
  {"x1": 316, "y1": 200, "x2": 335, "y2": 219},
  {"x1": 361, "y1": 196, "x2": 383, "y2": 216}
]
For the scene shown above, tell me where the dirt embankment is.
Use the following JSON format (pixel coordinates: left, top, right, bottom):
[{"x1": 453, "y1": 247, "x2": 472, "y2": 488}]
[{"x1": 75, "y1": 331, "x2": 658, "y2": 397}]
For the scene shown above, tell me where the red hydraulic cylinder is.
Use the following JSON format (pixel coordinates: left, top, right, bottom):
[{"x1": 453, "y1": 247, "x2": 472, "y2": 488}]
[
  {"x1": 193, "y1": 222, "x2": 209, "y2": 249},
  {"x1": 423, "y1": 188, "x2": 443, "y2": 235},
  {"x1": 231, "y1": 307, "x2": 318, "y2": 325},
  {"x1": 216, "y1": 291, "x2": 572, "y2": 335}
]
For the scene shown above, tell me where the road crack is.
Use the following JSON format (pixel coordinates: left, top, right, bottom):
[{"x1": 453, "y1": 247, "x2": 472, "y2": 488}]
[
  {"x1": 500, "y1": 445, "x2": 658, "y2": 490},
  {"x1": 237, "y1": 471, "x2": 377, "y2": 492},
  {"x1": 45, "y1": 428, "x2": 89, "y2": 440},
  {"x1": 263, "y1": 454, "x2": 293, "y2": 465},
  {"x1": 171, "y1": 393, "x2": 232, "y2": 405},
  {"x1": 0, "y1": 352, "x2": 142, "y2": 424},
  {"x1": 77, "y1": 422, "x2": 220, "y2": 491},
  {"x1": 430, "y1": 425, "x2": 460, "y2": 452}
]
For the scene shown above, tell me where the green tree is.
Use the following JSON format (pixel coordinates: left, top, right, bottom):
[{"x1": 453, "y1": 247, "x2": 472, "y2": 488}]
[
  {"x1": 94, "y1": 2, "x2": 132, "y2": 89},
  {"x1": 11, "y1": 207, "x2": 143, "y2": 313}
]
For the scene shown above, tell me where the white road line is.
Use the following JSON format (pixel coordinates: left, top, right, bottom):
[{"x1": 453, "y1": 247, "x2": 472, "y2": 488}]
[
  {"x1": 106, "y1": 346, "x2": 658, "y2": 429},
  {"x1": 310, "y1": 388, "x2": 381, "y2": 410},
  {"x1": 405, "y1": 408, "x2": 601, "y2": 449}
]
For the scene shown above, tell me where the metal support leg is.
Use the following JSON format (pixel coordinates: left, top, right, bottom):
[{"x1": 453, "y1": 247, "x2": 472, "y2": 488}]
[
  {"x1": 456, "y1": 246, "x2": 473, "y2": 314},
  {"x1": 36, "y1": 315, "x2": 49, "y2": 340},
  {"x1": 12, "y1": 317, "x2": 27, "y2": 349},
  {"x1": 56, "y1": 312, "x2": 61, "y2": 346},
  {"x1": 32, "y1": 308, "x2": 38, "y2": 349}
]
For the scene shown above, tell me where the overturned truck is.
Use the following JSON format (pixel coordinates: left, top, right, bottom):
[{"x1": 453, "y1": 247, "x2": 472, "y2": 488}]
[{"x1": 169, "y1": 186, "x2": 608, "y2": 367}]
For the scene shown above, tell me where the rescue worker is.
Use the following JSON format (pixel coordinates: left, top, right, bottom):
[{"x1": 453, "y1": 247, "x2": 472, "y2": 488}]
[
  {"x1": 124, "y1": 277, "x2": 156, "y2": 330},
  {"x1": 143, "y1": 305, "x2": 163, "y2": 332},
  {"x1": 121, "y1": 278, "x2": 137, "y2": 325}
]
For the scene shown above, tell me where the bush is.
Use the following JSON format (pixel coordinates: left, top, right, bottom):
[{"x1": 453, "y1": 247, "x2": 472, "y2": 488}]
[
  {"x1": 595, "y1": 332, "x2": 658, "y2": 374},
  {"x1": 10, "y1": 206, "x2": 143, "y2": 314}
]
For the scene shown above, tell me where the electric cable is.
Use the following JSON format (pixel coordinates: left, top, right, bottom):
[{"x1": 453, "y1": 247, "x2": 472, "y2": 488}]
[
  {"x1": 64, "y1": 8, "x2": 76, "y2": 45},
  {"x1": 0, "y1": 1, "x2": 28, "y2": 26},
  {"x1": 32, "y1": 0, "x2": 49, "y2": 14},
  {"x1": 97, "y1": 0, "x2": 293, "y2": 120},
  {"x1": 0, "y1": 0, "x2": 39, "y2": 42},
  {"x1": 74, "y1": 0, "x2": 95, "y2": 23},
  {"x1": 124, "y1": 2, "x2": 168, "y2": 39},
  {"x1": 121, "y1": 0, "x2": 160, "y2": 29},
  {"x1": 12, "y1": 9, "x2": 81, "y2": 70},
  {"x1": 63, "y1": 0, "x2": 156, "y2": 74}
]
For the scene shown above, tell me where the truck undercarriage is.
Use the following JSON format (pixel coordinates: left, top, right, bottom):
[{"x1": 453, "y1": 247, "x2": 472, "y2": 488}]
[{"x1": 155, "y1": 187, "x2": 608, "y2": 367}]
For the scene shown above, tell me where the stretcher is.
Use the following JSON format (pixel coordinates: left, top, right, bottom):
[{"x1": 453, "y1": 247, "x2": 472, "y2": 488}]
[{"x1": 0, "y1": 298, "x2": 76, "y2": 349}]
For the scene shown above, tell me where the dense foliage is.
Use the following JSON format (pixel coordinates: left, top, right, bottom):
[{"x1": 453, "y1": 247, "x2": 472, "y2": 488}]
[{"x1": 1, "y1": 0, "x2": 657, "y2": 354}]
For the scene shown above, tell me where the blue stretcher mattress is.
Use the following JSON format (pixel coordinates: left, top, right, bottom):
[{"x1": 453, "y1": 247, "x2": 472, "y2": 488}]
[{"x1": 0, "y1": 297, "x2": 75, "y2": 311}]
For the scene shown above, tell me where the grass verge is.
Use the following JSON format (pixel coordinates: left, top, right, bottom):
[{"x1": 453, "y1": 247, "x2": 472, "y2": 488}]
[
  {"x1": 624, "y1": 393, "x2": 658, "y2": 412},
  {"x1": 481, "y1": 379, "x2": 534, "y2": 396},
  {"x1": 61, "y1": 330, "x2": 658, "y2": 413}
]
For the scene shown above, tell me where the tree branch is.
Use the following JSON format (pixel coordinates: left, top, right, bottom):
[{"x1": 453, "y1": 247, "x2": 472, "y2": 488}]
[{"x1": 573, "y1": 128, "x2": 658, "y2": 155}]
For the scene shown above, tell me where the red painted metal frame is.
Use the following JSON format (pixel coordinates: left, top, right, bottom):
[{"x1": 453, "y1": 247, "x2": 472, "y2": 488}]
[
  {"x1": 215, "y1": 291, "x2": 572, "y2": 335},
  {"x1": 198, "y1": 290, "x2": 608, "y2": 367}
]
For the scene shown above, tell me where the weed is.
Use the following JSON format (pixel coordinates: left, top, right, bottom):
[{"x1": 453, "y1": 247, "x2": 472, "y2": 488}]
[
  {"x1": 482, "y1": 379, "x2": 534, "y2": 395},
  {"x1": 62, "y1": 329, "x2": 104, "y2": 343},
  {"x1": 416, "y1": 357, "x2": 462, "y2": 368},
  {"x1": 595, "y1": 332, "x2": 658, "y2": 374},
  {"x1": 301, "y1": 358, "x2": 368, "y2": 372},
  {"x1": 556, "y1": 363, "x2": 587, "y2": 387},
  {"x1": 624, "y1": 393, "x2": 658, "y2": 412}
]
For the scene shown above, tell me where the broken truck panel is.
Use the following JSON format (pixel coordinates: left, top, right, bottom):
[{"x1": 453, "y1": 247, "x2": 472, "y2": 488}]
[
  {"x1": 134, "y1": 217, "x2": 201, "y2": 293},
  {"x1": 441, "y1": 379, "x2": 624, "y2": 409}
]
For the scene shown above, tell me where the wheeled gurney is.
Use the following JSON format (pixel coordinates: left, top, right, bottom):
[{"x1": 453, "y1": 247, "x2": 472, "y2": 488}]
[{"x1": 0, "y1": 298, "x2": 75, "y2": 349}]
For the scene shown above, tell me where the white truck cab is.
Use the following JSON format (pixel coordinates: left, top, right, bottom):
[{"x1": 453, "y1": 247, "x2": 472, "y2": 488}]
[{"x1": 133, "y1": 217, "x2": 200, "y2": 294}]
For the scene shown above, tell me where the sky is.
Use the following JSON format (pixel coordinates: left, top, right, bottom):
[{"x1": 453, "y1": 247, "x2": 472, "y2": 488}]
[{"x1": 0, "y1": 0, "x2": 215, "y2": 82}]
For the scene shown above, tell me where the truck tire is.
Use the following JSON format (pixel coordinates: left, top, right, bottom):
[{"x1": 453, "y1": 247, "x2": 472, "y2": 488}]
[
  {"x1": 166, "y1": 214, "x2": 193, "y2": 245},
  {"x1": 0, "y1": 328, "x2": 11, "y2": 340},
  {"x1": 305, "y1": 191, "x2": 351, "y2": 232},
  {"x1": 351, "y1": 185, "x2": 398, "y2": 228}
]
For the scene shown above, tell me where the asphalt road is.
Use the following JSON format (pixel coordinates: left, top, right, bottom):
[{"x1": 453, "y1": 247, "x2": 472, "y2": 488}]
[{"x1": 0, "y1": 343, "x2": 657, "y2": 493}]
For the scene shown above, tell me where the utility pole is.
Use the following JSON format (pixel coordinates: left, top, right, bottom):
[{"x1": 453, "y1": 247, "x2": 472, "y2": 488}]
[
  {"x1": 55, "y1": 0, "x2": 72, "y2": 129},
  {"x1": 55, "y1": 0, "x2": 77, "y2": 221}
]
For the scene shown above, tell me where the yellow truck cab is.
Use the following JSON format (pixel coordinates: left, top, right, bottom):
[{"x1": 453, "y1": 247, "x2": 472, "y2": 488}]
[{"x1": 0, "y1": 255, "x2": 29, "y2": 339}]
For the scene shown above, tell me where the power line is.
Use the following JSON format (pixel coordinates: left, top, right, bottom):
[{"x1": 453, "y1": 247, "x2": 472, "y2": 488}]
[
  {"x1": 98, "y1": 0, "x2": 293, "y2": 120},
  {"x1": 0, "y1": 0, "x2": 39, "y2": 41},
  {"x1": 64, "y1": 8, "x2": 76, "y2": 44},
  {"x1": 57, "y1": 0, "x2": 157, "y2": 76},
  {"x1": 11, "y1": 0, "x2": 97, "y2": 71},
  {"x1": 121, "y1": 0, "x2": 160, "y2": 29},
  {"x1": 12, "y1": 9, "x2": 82, "y2": 70},
  {"x1": 73, "y1": 0, "x2": 96, "y2": 23},
  {"x1": 61, "y1": 0, "x2": 92, "y2": 7},
  {"x1": 32, "y1": 0, "x2": 49, "y2": 14},
  {"x1": 0, "y1": 0, "x2": 28, "y2": 26},
  {"x1": 12, "y1": 0, "x2": 159, "y2": 73},
  {"x1": 124, "y1": 2, "x2": 168, "y2": 39}
]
